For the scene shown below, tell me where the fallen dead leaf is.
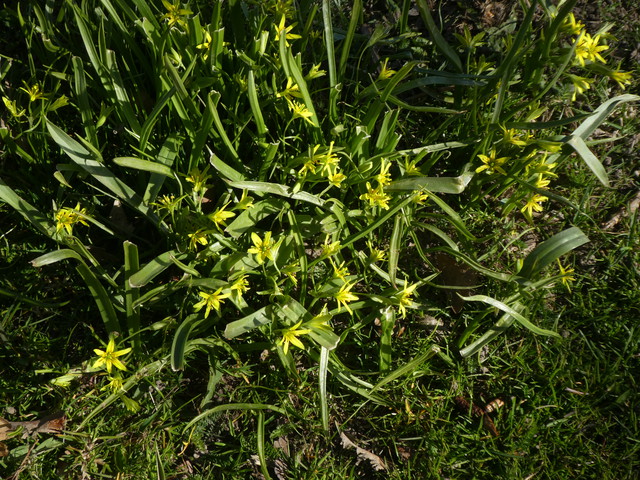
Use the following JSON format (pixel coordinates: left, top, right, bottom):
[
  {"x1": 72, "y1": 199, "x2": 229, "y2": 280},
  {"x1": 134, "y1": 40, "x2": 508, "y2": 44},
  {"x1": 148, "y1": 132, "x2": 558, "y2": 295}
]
[{"x1": 339, "y1": 430, "x2": 387, "y2": 472}]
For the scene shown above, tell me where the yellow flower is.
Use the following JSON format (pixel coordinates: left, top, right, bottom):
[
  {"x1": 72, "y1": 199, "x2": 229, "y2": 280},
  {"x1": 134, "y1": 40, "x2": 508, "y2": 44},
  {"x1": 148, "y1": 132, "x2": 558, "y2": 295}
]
[
  {"x1": 334, "y1": 281, "x2": 359, "y2": 314},
  {"x1": 359, "y1": 182, "x2": 391, "y2": 210},
  {"x1": 608, "y1": 68, "x2": 633, "y2": 89},
  {"x1": 412, "y1": 190, "x2": 430, "y2": 204},
  {"x1": 230, "y1": 274, "x2": 250, "y2": 299},
  {"x1": 19, "y1": 82, "x2": 47, "y2": 102},
  {"x1": 521, "y1": 193, "x2": 548, "y2": 218},
  {"x1": 208, "y1": 202, "x2": 236, "y2": 231},
  {"x1": 269, "y1": 0, "x2": 296, "y2": 19},
  {"x1": 282, "y1": 262, "x2": 300, "y2": 286},
  {"x1": 93, "y1": 338, "x2": 132, "y2": 374},
  {"x1": 367, "y1": 241, "x2": 386, "y2": 263},
  {"x1": 161, "y1": 0, "x2": 192, "y2": 29},
  {"x1": 286, "y1": 99, "x2": 315, "y2": 125},
  {"x1": 574, "y1": 32, "x2": 608, "y2": 66},
  {"x1": 378, "y1": 58, "x2": 397, "y2": 80},
  {"x1": 277, "y1": 320, "x2": 312, "y2": 354},
  {"x1": 187, "y1": 229, "x2": 209, "y2": 251},
  {"x1": 395, "y1": 282, "x2": 418, "y2": 318},
  {"x1": 557, "y1": 260, "x2": 575, "y2": 292},
  {"x1": 55, "y1": 202, "x2": 89, "y2": 235},
  {"x1": 328, "y1": 171, "x2": 346, "y2": 187},
  {"x1": 305, "y1": 63, "x2": 326, "y2": 80},
  {"x1": 248, "y1": 231, "x2": 276, "y2": 264},
  {"x1": 500, "y1": 126, "x2": 530, "y2": 147},
  {"x1": 274, "y1": 14, "x2": 301, "y2": 45},
  {"x1": 560, "y1": 13, "x2": 584, "y2": 36},
  {"x1": 316, "y1": 142, "x2": 339, "y2": 176},
  {"x1": 568, "y1": 74, "x2": 593, "y2": 102},
  {"x1": 375, "y1": 159, "x2": 392, "y2": 186},
  {"x1": 101, "y1": 374, "x2": 124, "y2": 393},
  {"x1": 476, "y1": 149, "x2": 509, "y2": 175},
  {"x1": 331, "y1": 260, "x2": 349, "y2": 280},
  {"x1": 196, "y1": 30, "x2": 212, "y2": 59},
  {"x1": 403, "y1": 157, "x2": 422, "y2": 176},
  {"x1": 277, "y1": 77, "x2": 302, "y2": 101},
  {"x1": 185, "y1": 166, "x2": 212, "y2": 195},
  {"x1": 322, "y1": 238, "x2": 341, "y2": 257},
  {"x1": 235, "y1": 190, "x2": 254, "y2": 210},
  {"x1": 534, "y1": 174, "x2": 551, "y2": 189},
  {"x1": 194, "y1": 288, "x2": 229, "y2": 318},
  {"x1": 2, "y1": 97, "x2": 25, "y2": 117}
]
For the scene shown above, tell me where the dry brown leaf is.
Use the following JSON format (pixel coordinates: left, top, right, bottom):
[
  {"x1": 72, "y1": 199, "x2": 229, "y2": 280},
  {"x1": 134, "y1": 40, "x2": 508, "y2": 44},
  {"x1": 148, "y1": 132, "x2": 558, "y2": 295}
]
[
  {"x1": 0, "y1": 441, "x2": 8, "y2": 457},
  {"x1": 339, "y1": 431, "x2": 387, "y2": 472},
  {"x1": 0, "y1": 413, "x2": 66, "y2": 440}
]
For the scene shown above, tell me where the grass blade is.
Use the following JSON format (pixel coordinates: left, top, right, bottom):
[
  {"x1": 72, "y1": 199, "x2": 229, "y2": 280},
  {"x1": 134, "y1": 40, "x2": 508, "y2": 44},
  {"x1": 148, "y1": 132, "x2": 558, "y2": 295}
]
[{"x1": 519, "y1": 226, "x2": 589, "y2": 279}]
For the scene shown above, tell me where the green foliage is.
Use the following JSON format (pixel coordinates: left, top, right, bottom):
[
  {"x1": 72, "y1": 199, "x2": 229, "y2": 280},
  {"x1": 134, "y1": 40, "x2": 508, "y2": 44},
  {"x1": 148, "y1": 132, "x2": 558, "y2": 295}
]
[{"x1": 1, "y1": 0, "x2": 638, "y2": 477}]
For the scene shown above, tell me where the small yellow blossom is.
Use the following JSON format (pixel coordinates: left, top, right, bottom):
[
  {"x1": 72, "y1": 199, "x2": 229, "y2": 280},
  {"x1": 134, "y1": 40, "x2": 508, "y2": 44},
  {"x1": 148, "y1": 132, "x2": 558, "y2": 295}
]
[
  {"x1": 286, "y1": 99, "x2": 314, "y2": 125},
  {"x1": 316, "y1": 142, "x2": 339, "y2": 176},
  {"x1": 568, "y1": 74, "x2": 593, "y2": 102},
  {"x1": 534, "y1": 174, "x2": 551, "y2": 189},
  {"x1": 277, "y1": 320, "x2": 312, "y2": 354},
  {"x1": 235, "y1": 190, "x2": 254, "y2": 210},
  {"x1": 208, "y1": 202, "x2": 236, "y2": 231},
  {"x1": 328, "y1": 170, "x2": 347, "y2": 187},
  {"x1": 102, "y1": 374, "x2": 124, "y2": 393},
  {"x1": 359, "y1": 182, "x2": 391, "y2": 210},
  {"x1": 403, "y1": 157, "x2": 422, "y2": 175},
  {"x1": 500, "y1": 126, "x2": 530, "y2": 147},
  {"x1": 521, "y1": 193, "x2": 548, "y2": 218},
  {"x1": 608, "y1": 68, "x2": 633, "y2": 89},
  {"x1": 93, "y1": 338, "x2": 132, "y2": 374},
  {"x1": 277, "y1": 77, "x2": 302, "y2": 101},
  {"x1": 334, "y1": 281, "x2": 359, "y2": 314},
  {"x1": 19, "y1": 82, "x2": 47, "y2": 102},
  {"x1": 557, "y1": 260, "x2": 576, "y2": 292},
  {"x1": 274, "y1": 14, "x2": 301, "y2": 45},
  {"x1": 187, "y1": 229, "x2": 209, "y2": 250},
  {"x1": 305, "y1": 63, "x2": 326, "y2": 80},
  {"x1": 185, "y1": 166, "x2": 212, "y2": 195},
  {"x1": 560, "y1": 13, "x2": 584, "y2": 36},
  {"x1": 476, "y1": 149, "x2": 509, "y2": 175},
  {"x1": 2, "y1": 97, "x2": 25, "y2": 118},
  {"x1": 282, "y1": 262, "x2": 300, "y2": 286},
  {"x1": 368, "y1": 242, "x2": 386, "y2": 263},
  {"x1": 412, "y1": 190, "x2": 430, "y2": 204},
  {"x1": 322, "y1": 238, "x2": 341, "y2": 258},
  {"x1": 574, "y1": 32, "x2": 609, "y2": 67},
  {"x1": 230, "y1": 273, "x2": 250, "y2": 299},
  {"x1": 161, "y1": 0, "x2": 192, "y2": 29},
  {"x1": 375, "y1": 159, "x2": 392, "y2": 186},
  {"x1": 248, "y1": 231, "x2": 277, "y2": 264},
  {"x1": 331, "y1": 260, "x2": 349, "y2": 280},
  {"x1": 196, "y1": 30, "x2": 212, "y2": 59},
  {"x1": 194, "y1": 288, "x2": 229, "y2": 318},
  {"x1": 269, "y1": 0, "x2": 296, "y2": 19},
  {"x1": 55, "y1": 203, "x2": 89, "y2": 235},
  {"x1": 378, "y1": 58, "x2": 397, "y2": 80},
  {"x1": 395, "y1": 282, "x2": 418, "y2": 318}
]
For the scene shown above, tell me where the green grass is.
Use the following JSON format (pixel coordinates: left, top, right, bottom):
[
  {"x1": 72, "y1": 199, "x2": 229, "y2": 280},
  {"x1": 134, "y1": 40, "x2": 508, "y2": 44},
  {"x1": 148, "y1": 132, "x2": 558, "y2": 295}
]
[{"x1": 1, "y1": 0, "x2": 639, "y2": 478}]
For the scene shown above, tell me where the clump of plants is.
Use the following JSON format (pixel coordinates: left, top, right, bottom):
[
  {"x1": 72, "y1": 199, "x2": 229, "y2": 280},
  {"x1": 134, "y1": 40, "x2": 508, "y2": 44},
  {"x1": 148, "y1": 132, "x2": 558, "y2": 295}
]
[{"x1": 0, "y1": 0, "x2": 636, "y2": 476}]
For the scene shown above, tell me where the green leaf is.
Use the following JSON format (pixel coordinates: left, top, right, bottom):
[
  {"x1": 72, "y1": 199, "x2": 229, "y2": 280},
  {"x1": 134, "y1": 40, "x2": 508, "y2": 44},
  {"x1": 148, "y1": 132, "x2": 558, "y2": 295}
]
[
  {"x1": 371, "y1": 344, "x2": 440, "y2": 392},
  {"x1": 171, "y1": 314, "x2": 205, "y2": 371},
  {"x1": 387, "y1": 173, "x2": 474, "y2": 194},
  {"x1": 224, "y1": 306, "x2": 273, "y2": 338},
  {"x1": 415, "y1": 0, "x2": 462, "y2": 71},
  {"x1": 129, "y1": 250, "x2": 188, "y2": 288},
  {"x1": 460, "y1": 294, "x2": 560, "y2": 338},
  {"x1": 572, "y1": 94, "x2": 640, "y2": 140},
  {"x1": 519, "y1": 227, "x2": 589, "y2": 279},
  {"x1": 113, "y1": 157, "x2": 176, "y2": 177},
  {"x1": 226, "y1": 198, "x2": 287, "y2": 238},
  {"x1": 228, "y1": 180, "x2": 324, "y2": 206},
  {"x1": 0, "y1": 177, "x2": 56, "y2": 237}
]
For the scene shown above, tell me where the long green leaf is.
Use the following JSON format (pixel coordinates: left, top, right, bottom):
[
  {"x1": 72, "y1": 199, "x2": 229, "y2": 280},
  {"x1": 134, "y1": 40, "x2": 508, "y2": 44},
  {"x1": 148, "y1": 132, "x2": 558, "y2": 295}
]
[
  {"x1": 519, "y1": 226, "x2": 589, "y2": 279},
  {"x1": 387, "y1": 173, "x2": 474, "y2": 194},
  {"x1": 566, "y1": 136, "x2": 609, "y2": 187},
  {"x1": 0, "y1": 177, "x2": 55, "y2": 237},
  {"x1": 415, "y1": 0, "x2": 462, "y2": 71},
  {"x1": 171, "y1": 314, "x2": 205, "y2": 371},
  {"x1": 129, "y1": 250, "x2": 188, "y2": 288}
]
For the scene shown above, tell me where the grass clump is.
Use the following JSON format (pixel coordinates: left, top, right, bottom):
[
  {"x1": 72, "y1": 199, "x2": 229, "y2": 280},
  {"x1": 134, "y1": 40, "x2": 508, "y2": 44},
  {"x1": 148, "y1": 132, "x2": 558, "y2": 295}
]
[{"x1": 1, "y1": 0, "x2": 638, "y2": 477}]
